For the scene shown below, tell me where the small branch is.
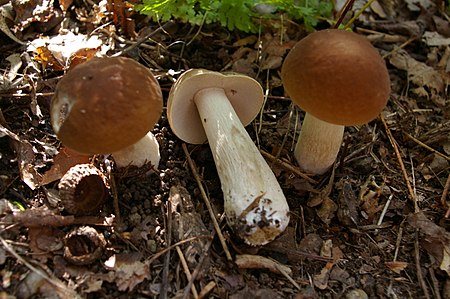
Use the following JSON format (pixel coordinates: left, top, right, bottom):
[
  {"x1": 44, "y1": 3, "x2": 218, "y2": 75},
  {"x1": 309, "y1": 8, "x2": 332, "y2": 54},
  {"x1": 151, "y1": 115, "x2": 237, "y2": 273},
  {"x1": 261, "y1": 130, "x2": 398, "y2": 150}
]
[
  {"x1": 334, "y1": 0, "x2": 356, "y2": 28},
  {"x1": 403, "y1": 131, "x2": 450, "y2": 162},
  {"x1": 145, "y1": 235, "x2": 213, "y2": 266},
  {"x1": 392, "y1": 221, "x2": 404, "y2": 262},
  {"x1": 377, "y1": 194, "x2": 393, "y2": 226},
  {"x1": 343, "y1": 0, "x2": 376, "y2": 29},
  {"x1": 380, "y1": 114, "x2": 418, "y2": 212},
  {"x1": 260, "y1": 150, "x2": 318, "y2": 184},
  {"x1": 160, "y1": 202, "x2": 173, "y2": 299},
  {"x1": 0, "y1": 235, "x2": 82, "y2": 299},
  {"x1": 442, "y1": 172, "x2": 450, "y2": 206},
  {"x1": 176, "y1": 246, "x2": 199, "y2": 299},
  {"x1": 428, "y1": 268, "x2": 442, "y2": 299},
  {"x1": 182, "y1": 237, "x2": 214, "y2": 299},
  {"x1": 182, "y1": 143, "x2": 233, "y2": 261},
  {"x1": 107, "y1": 161, "x2": 122, "y2": 229},
  {"x1": 415, "y1": 230, "x2": 431, "y2": 299}
]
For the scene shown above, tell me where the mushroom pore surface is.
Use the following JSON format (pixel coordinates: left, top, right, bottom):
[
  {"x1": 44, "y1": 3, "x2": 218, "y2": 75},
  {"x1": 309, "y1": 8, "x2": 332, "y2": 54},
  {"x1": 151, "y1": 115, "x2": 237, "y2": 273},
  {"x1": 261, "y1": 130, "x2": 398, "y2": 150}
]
[
  {"x1": 281, "y1": 29, "x2": 390, "y2": 126},
  {"x1": 51, "y1": 57, "x2": 163, "y2": 154}
]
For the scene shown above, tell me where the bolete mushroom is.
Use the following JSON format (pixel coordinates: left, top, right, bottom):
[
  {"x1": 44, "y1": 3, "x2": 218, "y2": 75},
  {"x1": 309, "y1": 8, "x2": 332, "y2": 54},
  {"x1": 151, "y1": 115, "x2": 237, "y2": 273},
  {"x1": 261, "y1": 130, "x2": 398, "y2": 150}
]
[
  {"x1": 167, "y1": 69, "x2": 290, "y2": 246},
  {"x1": 281, "y1": 29, "x2": 391, "y2": 175},
  {"x1": 50, "y1": 56, "x2": 163, "y2": 168}
]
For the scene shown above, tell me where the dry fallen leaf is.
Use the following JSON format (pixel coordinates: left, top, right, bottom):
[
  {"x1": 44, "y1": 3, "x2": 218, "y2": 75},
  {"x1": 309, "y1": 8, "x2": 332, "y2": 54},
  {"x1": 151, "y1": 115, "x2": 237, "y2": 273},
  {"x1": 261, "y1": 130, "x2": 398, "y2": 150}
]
[
  {"x1": 12, "y1": 0, "x2": 59, "y2": 32},
  {"x1": 104, "y1": 252, "x2": 150, "y2": 291},
  {"x1": 29, "y1": 226, "x2": 64, "y2": 262},
  {"x1": 41, "y1": 147, "x2": 91, "y2": 185},
  {"x1": 385, "y1": 261, "x2": 408, "y2": 274},
  {"x1": 408, "y1": 212, "x2": 450, "y2": 275},
  {"x1": 422, "y1": 31, "x2": 450, "y2": 47},
  {"x1": 0, "y1": 124, "x2": 42, "y2": 190},
  {"x1": 389, "y1": 49, "x2": 448, "y2": 106}
]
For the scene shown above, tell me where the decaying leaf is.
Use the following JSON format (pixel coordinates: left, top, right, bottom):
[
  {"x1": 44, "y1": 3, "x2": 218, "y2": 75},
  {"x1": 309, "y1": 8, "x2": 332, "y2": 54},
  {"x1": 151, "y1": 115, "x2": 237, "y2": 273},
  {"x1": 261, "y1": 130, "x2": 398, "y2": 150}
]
[
  {"x1": 12, "y1": 0, "x2": 61, "y2": 32},
  {"x1": 336, "y1": 179, "x2": 359, "y2": 226},
  {"x1": 104, "y1": 252, "x2": 149, "y2": 291},
  {"x1": 0, "y1": 124, "x2": 42, "y2": 189},
  {"x1": 169, "y1": 185, "x2": 211, "y2": 277},
  {"x1": 389, "y1": 49, "x2": 448, "y2": 106},
  {"x1": 27, "y1": 32, "x2": 104, "y2": 70},
  {"x1": 41, "y1": 147, "x2": 91, "y2": 185},
  {"x1": 385, "y1": 261, "x2": 408, "y2": 274},
  {"x1": 29, "y1": 226, "x2": 64, "y2": 262},
  {"x1": 313, "y1": 263, "x2": 332, "y2": 290},
  {"x1": 0, "y1": 4, "x2": 26, "y2": 44},
  {"x1": 422, "y1": 31, "x2": 450, "y2": 47},
  {"x1": 408, "y1": 212, "x2": 450, "y2": 274},
  {"x1": 316, "y1": 197, "x2": 338, "y2": 225}
]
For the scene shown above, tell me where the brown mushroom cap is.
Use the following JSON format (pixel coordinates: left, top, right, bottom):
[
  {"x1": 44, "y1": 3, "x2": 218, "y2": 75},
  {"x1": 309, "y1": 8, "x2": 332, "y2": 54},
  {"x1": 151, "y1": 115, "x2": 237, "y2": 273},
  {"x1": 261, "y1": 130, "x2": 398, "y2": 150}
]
[
  {"x1": 281, "y1": 29, "x2": 390, "y2": 126},
  {"x1": 51, "y1": 57, "x2": 163, "y2": 154},
  {"x1": 167, "y1": 69, "x2": 264, "y2": 144}
]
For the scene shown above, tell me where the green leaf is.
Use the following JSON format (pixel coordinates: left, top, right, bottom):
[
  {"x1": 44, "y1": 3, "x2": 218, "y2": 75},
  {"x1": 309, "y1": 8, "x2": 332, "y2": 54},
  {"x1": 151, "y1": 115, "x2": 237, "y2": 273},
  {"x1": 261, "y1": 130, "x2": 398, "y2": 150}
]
[{"x1": 135, "y1": 0, "x2": 333, "y2": 32}]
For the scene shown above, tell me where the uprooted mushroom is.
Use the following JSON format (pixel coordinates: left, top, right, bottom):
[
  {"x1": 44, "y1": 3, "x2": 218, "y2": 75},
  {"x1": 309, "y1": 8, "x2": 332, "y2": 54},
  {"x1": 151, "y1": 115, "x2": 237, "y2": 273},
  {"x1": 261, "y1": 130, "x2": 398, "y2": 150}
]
[{"x1": 167, "y1": 69, "x2": 290, "y2": 246}]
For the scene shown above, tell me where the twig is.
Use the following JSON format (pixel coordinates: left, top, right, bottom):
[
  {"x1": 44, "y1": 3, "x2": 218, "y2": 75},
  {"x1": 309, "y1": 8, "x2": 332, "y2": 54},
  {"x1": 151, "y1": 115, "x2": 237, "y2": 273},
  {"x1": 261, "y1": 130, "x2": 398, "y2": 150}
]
[
  {"x1": 176, "y1": 246, "x2": 199, "y2": 299},
  {"x1": 343, "y1": 0, "x2": 376, "y2": 29},
  {"x1": 377, "y1": 194, "x2": 393, "y2": 226},
  {"x1": 380, "y1": 114, "x2": 418, "y2": 212},
  {"x1": 382, "y1": 36, "x2": 417, "y2": 59},
  {"x1": 182, "y1": 143, "x2": 233, "y2": 261},
  {"x1": 160, "y1": 202, "x2": 173, "y2": 299},
  {"x1": 260, "y1": 150, "x2": 318, "y2": 184},
  {"x1": 334, "y1": 0, "x2": 356, "y2": 28},
  {"x1": 274, "y1": 263, "x2": 302, "y2": 291},
  {"x1": 0, "y1": 235, "x2": 82, "y2": 299},
  {"x1": 112, "y1": 21, "x2": 175, "y2": 57},
  {"x1": 403, "y1": 131, "x2": 450, "y2": 162},
  {"x1": 182, "y1": 236, "x2": 214, "y2": 299},
  {"x1": 442, "y1": 172, "x2": 450, "y2": 211},
  {"x1": 198, "y1": 281, "x2": 216, "y2": 299},
  {"x1": 106, "y1": 160, "x2": 122, "y2": 229},
  {"x1": 392, "y1": 221, "x2": 403, "y2": 262},
  {"x1": 415, "y1": 230, "x2": 431, "y2": 299},
  {"x1": 428, "y1": 268, "x2": 442, "y2": 299},
  {"x1": 146, "y1": 235, "x2": 213, "y2": 266}
]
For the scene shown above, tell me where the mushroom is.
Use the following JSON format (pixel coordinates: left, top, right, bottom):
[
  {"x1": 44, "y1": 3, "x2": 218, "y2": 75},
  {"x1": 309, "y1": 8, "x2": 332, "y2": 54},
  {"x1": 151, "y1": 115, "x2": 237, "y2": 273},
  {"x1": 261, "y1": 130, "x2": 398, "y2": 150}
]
[
  {"x1": 50, "y1": 56, "x2": 163, "y2": 168},
  {"x1": 167, "y1": 69, "x2": 290, "y2": 246},
  {"x1": 281, "y1": 29, "x2": 391, "y2": 175}
]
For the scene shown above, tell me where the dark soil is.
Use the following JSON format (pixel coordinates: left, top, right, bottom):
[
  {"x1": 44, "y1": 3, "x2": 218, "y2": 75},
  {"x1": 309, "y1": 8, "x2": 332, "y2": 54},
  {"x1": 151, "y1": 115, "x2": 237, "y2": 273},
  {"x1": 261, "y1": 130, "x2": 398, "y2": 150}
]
[{"x1": 0, "y1": 1, "x2": 450, "y2": 298}]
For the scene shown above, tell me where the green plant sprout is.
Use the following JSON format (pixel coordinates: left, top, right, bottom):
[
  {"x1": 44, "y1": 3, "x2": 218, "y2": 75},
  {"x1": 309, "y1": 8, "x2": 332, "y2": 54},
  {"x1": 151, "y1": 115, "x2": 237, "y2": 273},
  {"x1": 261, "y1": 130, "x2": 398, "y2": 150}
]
[{"x1": 135, "y1": 0, "x2": 333, "y2": 32}]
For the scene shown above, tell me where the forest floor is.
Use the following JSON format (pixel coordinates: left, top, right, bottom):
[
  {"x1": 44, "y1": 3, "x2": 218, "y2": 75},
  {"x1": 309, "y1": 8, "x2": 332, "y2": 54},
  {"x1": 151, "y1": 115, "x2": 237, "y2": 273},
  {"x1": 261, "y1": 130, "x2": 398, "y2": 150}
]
[{"x1": 0, "y1": 0, "x2": 450, "y2": 298}]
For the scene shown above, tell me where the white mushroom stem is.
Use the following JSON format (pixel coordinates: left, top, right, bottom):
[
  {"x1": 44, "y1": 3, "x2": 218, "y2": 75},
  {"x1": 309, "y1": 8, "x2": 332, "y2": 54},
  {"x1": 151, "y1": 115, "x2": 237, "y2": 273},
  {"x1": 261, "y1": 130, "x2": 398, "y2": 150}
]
[
  {"x1": 112, "y1": 132, "x2": 160, "y2": 169},
  {"x1": 294, "y1": 113, "x2": 344, "y2": 175},
  {"x1": 194, "y1": 87, "x2": 290, "y2": 246}
]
